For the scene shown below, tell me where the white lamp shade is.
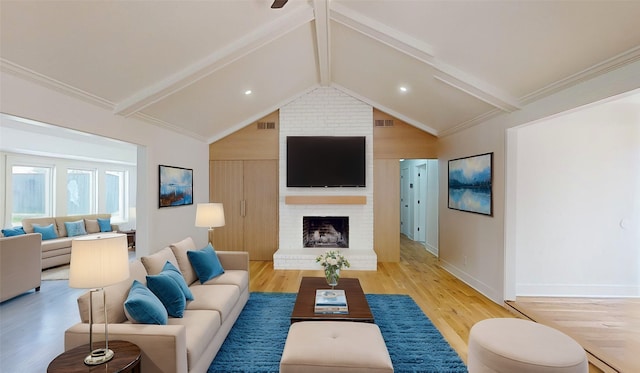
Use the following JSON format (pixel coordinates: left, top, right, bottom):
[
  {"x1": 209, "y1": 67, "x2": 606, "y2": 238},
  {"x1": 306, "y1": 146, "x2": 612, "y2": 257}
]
[
  {"x1": 69, "y1": 233, "x2": 130, "y2": 289},
  {"x1": 195, "y1": 203, "x2": 225, "y2": 229}
]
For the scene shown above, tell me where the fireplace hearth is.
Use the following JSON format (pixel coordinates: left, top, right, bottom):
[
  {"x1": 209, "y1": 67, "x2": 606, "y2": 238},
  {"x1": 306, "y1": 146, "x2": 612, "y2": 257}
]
[{"x1": 303, "y1": 216, "x2": 348, "y2": 248}]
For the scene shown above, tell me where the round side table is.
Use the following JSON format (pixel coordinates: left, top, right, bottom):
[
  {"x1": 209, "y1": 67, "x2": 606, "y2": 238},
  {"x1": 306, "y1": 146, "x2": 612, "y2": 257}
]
[{"x1": 47, "y1": 340, "x2": 141, "y2": 373}]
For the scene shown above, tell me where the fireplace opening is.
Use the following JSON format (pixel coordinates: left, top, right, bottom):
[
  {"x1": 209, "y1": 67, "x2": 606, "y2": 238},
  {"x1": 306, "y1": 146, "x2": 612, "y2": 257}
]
[{"x1": 303, "y1": 216, "x2": 348, "y2": 248}]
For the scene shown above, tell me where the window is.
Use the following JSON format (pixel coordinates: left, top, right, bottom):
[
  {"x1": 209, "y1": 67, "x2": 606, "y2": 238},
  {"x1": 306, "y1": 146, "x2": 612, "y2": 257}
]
[
  {"x1": 11, "y1": 166, "x2": 53, "y2": 225},
  {"x1": 106, "y1": 170, "x2": 126, "y2": 222},
  {"x1": 67, "y1": 169, "x2": 94, "y2": 215}
]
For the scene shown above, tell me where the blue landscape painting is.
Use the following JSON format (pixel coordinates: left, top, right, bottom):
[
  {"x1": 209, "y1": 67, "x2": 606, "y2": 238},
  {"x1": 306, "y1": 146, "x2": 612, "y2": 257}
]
[
  {"x1": 159, "y1": 165, "x2": 193, "y2": 208},
  {"x1": 448, "y1": 153, "x2": 493, "y2": 216}
]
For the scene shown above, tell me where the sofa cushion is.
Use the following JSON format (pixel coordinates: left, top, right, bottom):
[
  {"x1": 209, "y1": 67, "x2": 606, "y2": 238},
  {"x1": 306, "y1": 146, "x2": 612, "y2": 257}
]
[
  {"x1": 187, "y1": 284, "x2": 240, "y2": 323},
  {"x1": 169, "y1": 237, "x2": 198, "y2": 285},
  {"x1": 1, "y1": 226, "x2": 25, "y2": 237},
  {"x1": 141, "y1": 247, "x2": 179, "y2": 275},
  {"x1": 187, "y1": 244, "x2": 224, "y2": 284},
  {"x1": 146, "y1": 273, "x2": 186, "y2": 318},
  {"x1": 169, "y1": 310, "x2": 221, "y2": 370},
  {"x1": 33, "y1": 224, "x2": 58, "y2": 240},
  {"x1": 64, "y1": 220, "x2": 87, "y2": 237},
  {"x1": 97, "y1": 217, "x2": 112, "y2": 232},
  {"x1": 77, "y1": 260, "x2": 148, "y2": 324},
  {"x1": 84, "y1": 219, "x2": 100, "y2": 234},
  {"x1": 124, "y1": 280, "x2": 168, "y2": 325},
  {"x1": 162, "y1": 261, "x2": 194, "y2": 301},
  {"x1": 202, "y1": 270, "x2": 249, "y2": 290}
]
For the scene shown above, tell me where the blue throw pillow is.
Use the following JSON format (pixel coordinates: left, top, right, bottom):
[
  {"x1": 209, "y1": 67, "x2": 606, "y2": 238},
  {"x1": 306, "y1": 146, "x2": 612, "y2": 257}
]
[
  {"x1": 187, "y1": 243, "x2": 225, "y2": 284},
  {"x1": 162, "y1": 261, "x2": 194, "y2": 301},
  {"x1": 124, "y1": 280, "x2": 168, "y2": 325},
  {"x1": 64, "y1": 220, "x2": 87, "y2": 237},
  {"x1": 32, "y1": 224, "x2": 58, "y2": 240},
  {"x1": 1, "y1": 226, "x2": 26, "y2": 237},
  {"x1": 146, "y1": 274, "x2": 186, "y2": 318},
  {"x1": 97, "y1": 218, "x2": 112, "y2": 232}
]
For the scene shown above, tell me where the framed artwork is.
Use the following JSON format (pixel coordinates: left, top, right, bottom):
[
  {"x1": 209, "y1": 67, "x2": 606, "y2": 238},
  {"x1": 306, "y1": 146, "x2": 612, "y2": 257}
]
[
  {"x1": 159, "y1": 165, "x2": 193, "y2": 208},
  {"x1": 448, "y1": 152, "x2": 493, "y2": 216}
]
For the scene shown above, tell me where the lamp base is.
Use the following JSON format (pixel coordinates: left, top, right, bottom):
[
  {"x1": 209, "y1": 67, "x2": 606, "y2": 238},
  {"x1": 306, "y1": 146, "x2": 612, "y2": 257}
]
[{"x1": 84, "y1": 348, "x2": 114, "y2": 365}]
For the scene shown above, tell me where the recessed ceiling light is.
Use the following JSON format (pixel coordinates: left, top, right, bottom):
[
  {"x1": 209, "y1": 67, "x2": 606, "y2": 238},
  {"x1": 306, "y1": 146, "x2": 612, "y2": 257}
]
[
  {"x1": 399, "y1": 86, "x2": 408, "y2": 93},
  {"x1": 244, "y1": 90, "x2": 252, "y2": 95}
]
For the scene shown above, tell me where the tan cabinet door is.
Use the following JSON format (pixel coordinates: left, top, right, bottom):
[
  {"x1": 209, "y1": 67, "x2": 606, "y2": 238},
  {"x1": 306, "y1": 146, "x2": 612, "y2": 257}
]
[
  {"x1": 211, "y1": 160, "x2": 244, "y2": 251},
  {"x1": 210, "y1": 159, "x2": 278, "y2": 260},
  {"x1": 243, "y1": 160, "x2": 278, "y2": 260}
]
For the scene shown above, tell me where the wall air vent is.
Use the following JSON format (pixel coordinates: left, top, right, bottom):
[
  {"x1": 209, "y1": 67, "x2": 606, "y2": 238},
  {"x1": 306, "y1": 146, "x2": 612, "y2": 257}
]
[
  {"x1": 257, "y1": 122, "x2": 276, "y2": 130},
  {"x1": 374, "y1": 119, "x2": 394, "y2": 127}
]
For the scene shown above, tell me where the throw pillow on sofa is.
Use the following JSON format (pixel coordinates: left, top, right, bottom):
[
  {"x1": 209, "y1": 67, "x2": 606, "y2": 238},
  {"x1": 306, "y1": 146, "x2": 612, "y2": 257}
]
[
  {"x1": 146, "y1": 273, "x2": 186, "y2": 318},
  {"x1": 84, "y1": 219, "x2": 100, "y2": 234},
  {"x1": 32, "y1": 224, "x2": 58, "y2": 240},
  {"x1": 97, "y1": 217, "x2": 112, "y2": 232},
  {"x1": 1, "y1": 226, "x2": 26, "y2": 237},
  {"x1": 64, "y1": 220, "x2": 87, "y2": 237},
  {"x1": 124, "y1": 280, "x2": 168, "y2": 325},
  {"x1": 187, "y1": 243, "x2": 225, "y2": 284},
  {"x1": 162, "y1": 261, "x2": 194, "y2": 301}
]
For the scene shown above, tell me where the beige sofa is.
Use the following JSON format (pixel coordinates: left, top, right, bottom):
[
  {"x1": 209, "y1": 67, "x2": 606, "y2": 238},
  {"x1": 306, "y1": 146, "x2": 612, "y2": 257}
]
[
  {"x1": 22, "y1": 214, "x2": 119, "y2": 269},
  {"x1": 0, "y1": 233, "x2": 42, "y2": 303},
  {"x1": 64, "y1": 237, "x2": 249, "y2": 373}
]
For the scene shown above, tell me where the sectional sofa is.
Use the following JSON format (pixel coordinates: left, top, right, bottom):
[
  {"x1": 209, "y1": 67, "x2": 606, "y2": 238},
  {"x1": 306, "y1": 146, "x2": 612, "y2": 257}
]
[
  {"x1": 21, "y1": 214, "x2": 119, "y2": 269},
  {"x1": 64, "y1": 237, "x2": 249, "y2": 373}
]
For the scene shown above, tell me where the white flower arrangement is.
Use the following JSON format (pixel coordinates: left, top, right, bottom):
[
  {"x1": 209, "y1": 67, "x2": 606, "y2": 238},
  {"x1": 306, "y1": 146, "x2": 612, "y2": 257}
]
[{"x1": 316, "y1": 250, "x2": 350, "y2": 276}]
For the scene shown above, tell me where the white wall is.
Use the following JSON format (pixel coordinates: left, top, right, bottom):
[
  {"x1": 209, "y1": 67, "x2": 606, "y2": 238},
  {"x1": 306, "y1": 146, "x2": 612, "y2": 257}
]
[
  {"x1": 514, "y1": 94, "x2": 639, "y2": 297},
  {"x1": 440, "y1": 59, "x2": 640, "y2": 304},
  {"x1": 0, "y1": 71, "x2": 211, "y2": 256}
]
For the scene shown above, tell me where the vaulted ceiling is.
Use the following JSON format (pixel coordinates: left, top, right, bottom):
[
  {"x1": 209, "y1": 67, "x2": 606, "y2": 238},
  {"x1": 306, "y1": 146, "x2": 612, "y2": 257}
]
[{"x1": 2, "y1": 0, "x2": 639, "y2": 142}]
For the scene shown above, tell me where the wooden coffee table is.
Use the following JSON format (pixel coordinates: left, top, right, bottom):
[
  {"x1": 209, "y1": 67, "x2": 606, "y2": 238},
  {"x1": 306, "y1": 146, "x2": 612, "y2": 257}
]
[{"x1": 290, "y1": 277, "x2": 374, "y2": 324}]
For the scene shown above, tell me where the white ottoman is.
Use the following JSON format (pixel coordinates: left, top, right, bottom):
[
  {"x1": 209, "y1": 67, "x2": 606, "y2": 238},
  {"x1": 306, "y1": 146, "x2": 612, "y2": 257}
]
[
  {"x1": 468, "y1": 318, "x2": 588, "y2": 373},
  {"x1": 280, "y1": 321, "x2": 394, "y2": 373}
]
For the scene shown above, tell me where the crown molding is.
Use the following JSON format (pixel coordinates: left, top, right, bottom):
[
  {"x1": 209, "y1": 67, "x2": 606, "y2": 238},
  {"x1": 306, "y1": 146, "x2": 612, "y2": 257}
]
[
  {"x1": 132, "y1": 112, "x2": 206, "y2": 141},
  {"x1": 519, "y1": 46, "x2": 640, "y2": 105},
  {"x1": 1, "y1": 59, "x2": 114, "y2": 110}
]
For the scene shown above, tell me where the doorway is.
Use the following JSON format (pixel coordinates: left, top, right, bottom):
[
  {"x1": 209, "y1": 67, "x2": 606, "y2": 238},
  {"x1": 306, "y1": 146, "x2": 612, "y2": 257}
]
[{"x1": 399, "y1": 159, "x2": 438, "y2": 256}]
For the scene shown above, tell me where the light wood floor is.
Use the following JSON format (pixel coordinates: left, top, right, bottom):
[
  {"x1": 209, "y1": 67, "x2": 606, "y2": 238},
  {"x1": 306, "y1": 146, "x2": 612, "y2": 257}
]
[
  {"x1": 1, "y1": 236, "x2": 634, "y2": 372},
  {"x1": 507, "y1": 297, "x2": 640, "y2": 373}
]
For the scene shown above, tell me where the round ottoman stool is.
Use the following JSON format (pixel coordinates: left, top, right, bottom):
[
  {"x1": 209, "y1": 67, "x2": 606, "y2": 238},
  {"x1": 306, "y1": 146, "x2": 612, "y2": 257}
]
[{"x1": 468, "y1": 318, "x2": 588, "y2": 373}]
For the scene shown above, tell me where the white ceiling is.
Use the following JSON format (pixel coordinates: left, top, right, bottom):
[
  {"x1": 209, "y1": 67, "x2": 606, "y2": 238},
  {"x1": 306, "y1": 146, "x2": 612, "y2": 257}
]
[{"x1": 2, "y1": 0, "x2": 640, "y2": 142}]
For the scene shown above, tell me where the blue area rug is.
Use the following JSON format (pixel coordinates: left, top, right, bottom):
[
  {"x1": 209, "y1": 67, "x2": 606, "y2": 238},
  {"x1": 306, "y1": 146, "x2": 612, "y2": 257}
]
[{"x1": 208, "y1": 292, "x2": 467, "y2": 373}]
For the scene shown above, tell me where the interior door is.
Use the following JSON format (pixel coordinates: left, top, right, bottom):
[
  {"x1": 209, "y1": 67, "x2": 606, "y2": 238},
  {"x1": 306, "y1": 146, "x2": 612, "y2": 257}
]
[
  {"x1": 243, "y1": 160, "x2": 278, "y2": 260},
  {"x1": 400, "y1": 166, "x2": 410, "y2": 236},
  {"x1": 211, "y1": 160, "x2": 244, "y2": 251}
]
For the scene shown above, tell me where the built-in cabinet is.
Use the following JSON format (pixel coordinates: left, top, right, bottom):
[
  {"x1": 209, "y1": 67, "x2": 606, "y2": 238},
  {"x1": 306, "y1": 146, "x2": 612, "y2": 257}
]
[
  {"x1": 210, "y1": 160, "x2": 278, "y2": 260},
  {"x1": 208, "y1": 111, "x2": 279, "y2": 261}
]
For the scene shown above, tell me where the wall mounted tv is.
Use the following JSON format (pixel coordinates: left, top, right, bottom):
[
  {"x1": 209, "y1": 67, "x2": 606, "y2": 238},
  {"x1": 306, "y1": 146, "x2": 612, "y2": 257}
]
[{"x1": 287, "y1": 136, "x2": 366, "y2": 187}]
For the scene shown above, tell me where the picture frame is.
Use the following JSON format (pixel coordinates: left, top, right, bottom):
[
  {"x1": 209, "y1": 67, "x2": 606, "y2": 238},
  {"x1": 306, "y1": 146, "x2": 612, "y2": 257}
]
[
  {"x1": 448, "y1": 152, "x2": 493, "y2": 216},
  {"x1": 159, "y1": 165, "x2": 193, "y2": 208}
]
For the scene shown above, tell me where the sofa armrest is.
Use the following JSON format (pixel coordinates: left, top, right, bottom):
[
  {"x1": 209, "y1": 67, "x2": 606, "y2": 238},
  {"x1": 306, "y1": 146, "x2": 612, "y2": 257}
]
[
  {"x1": 217, "y1": 250, "x2": 249, "y2": 271},
  {"x1": 65, "y1": 323, "x2": 187, "y2": 373}
]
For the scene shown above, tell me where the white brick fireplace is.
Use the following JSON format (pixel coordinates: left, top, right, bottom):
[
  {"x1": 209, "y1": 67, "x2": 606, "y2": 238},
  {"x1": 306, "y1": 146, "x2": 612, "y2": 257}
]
[{"x1": 273, "y1": 87, "x2": 377, "y2": 270}]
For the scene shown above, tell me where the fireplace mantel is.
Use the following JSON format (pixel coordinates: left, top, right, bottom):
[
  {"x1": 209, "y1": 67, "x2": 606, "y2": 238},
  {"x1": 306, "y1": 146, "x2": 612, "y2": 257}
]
[{"x1": 285, "y1": 195, "x2": 367, "y2": 205}]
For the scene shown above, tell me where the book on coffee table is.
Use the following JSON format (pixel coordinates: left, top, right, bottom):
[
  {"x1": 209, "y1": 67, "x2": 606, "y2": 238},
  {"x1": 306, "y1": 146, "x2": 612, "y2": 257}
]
[{"x1": 314, "y1": 289, "x2": 349, "y2": 314}]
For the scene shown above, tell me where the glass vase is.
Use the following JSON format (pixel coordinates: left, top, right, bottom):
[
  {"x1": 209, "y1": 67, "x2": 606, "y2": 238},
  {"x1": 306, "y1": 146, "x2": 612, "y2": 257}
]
[{"x1": 325, "y1": 268, "x2": 340, "y2": 289}]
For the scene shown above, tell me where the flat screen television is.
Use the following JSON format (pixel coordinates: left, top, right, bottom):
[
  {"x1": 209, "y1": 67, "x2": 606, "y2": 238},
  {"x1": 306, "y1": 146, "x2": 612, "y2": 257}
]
[{"x1": 287, "y1": 136, "x2": 366, "y2": 187}]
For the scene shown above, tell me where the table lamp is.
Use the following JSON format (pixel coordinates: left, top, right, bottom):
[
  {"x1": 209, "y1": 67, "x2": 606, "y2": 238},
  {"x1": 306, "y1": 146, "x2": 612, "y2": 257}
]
[
  {"x1": 69, "y1": 233, "x2": 130, "y2": 365},
  {"x1": 195, "y1": 203, "x2": 225, "y2": 231}
]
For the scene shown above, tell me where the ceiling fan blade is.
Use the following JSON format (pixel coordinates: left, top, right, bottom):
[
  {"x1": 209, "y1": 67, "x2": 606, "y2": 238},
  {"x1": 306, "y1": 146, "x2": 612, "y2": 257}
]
[{"x1": 271, "y1": 0, "x2": 288, "y2": 9}]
